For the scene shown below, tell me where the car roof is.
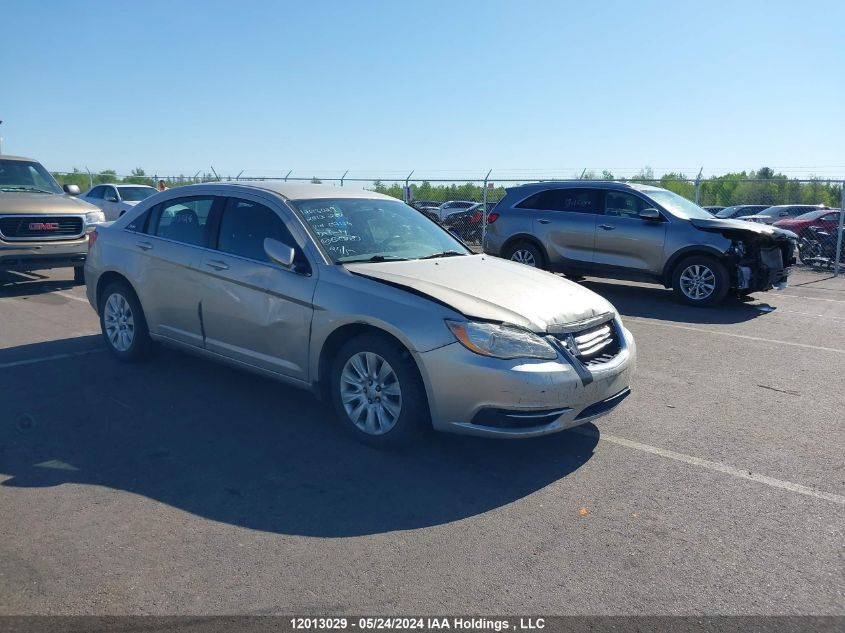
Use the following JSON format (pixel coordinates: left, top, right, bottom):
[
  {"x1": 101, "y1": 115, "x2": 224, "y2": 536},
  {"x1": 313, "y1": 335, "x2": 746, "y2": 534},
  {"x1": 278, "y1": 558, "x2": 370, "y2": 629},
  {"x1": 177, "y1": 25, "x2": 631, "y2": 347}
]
[
  {"x1": 0, "y1": 155, "x2": 40, "y2": 163},
  {"x1": 175, "y1": 181, "x2": 397, "y2": 202},
  {"x1": 507, "y1": 180, "x2": 664, "y2": 193}
]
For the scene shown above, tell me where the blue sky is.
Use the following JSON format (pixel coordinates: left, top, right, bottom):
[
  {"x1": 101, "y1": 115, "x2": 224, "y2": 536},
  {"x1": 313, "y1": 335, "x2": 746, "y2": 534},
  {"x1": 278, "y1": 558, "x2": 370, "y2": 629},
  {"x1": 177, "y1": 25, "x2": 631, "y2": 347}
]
[{"x1": 2, "y1": 0, "x2": 844, "y2": 180}]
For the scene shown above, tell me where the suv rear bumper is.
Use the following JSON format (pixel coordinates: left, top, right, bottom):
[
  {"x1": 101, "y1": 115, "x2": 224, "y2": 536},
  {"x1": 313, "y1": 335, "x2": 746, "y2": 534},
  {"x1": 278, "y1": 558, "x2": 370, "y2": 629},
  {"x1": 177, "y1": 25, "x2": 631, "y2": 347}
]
[{"x1": 0, "y1": 238, "x2": 88, "y2": 271}]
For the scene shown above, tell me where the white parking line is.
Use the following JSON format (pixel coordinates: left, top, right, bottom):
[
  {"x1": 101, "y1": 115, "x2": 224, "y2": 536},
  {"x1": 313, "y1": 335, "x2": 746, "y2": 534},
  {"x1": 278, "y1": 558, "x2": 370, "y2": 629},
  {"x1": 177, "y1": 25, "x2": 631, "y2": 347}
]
[
  {"x1": 55, "y1": 291, "x2": 90, "y2": 304},
  {"x1": 624, "y1": 317, "x2": 845, "y2": 354},
  {"x1": 576, "y1": 429, "x2": 845, "y2": 505},
  {"x1": 775, "y1": 293, "x2": 845, "y2": 304},
  {"x1": 0, "y1": 348, "x2": 105, "y2": 369}
]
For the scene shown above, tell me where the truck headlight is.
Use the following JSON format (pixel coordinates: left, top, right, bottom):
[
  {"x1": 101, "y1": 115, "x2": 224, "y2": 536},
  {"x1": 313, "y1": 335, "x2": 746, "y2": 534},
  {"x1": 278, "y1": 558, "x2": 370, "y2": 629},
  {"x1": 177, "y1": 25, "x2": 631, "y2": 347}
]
[
  {"x1": 84, "y1": 211, "x2": 105, "y2": 227},
  {"x1": 445, "y1": 320, "x2": 558, "y2": 360}
]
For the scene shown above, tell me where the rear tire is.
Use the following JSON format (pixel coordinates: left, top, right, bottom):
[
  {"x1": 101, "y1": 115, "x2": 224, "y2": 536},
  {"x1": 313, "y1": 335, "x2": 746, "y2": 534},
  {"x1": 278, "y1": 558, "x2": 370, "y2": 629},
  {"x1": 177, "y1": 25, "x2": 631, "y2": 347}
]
[
  {"x1": 329, "y1": 334, "x2": 429, "y2": 448},
  {"x1": 504, "y1": 241, "x2": 544, "y2": 269},
  {"x1": 671, "y1": 256, "x2": 729, "y2": 307},
  {"x1": 73, "y1": 265, "x2": 85, "y2": 284},
  {"x1": 98, "y1": 281, "x2": 154, "y2": 361}
]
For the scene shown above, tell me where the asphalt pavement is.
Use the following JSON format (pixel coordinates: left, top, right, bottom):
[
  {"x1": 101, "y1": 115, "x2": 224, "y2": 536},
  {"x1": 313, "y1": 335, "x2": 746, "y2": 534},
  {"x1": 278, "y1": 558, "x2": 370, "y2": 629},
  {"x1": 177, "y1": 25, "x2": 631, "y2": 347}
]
[{"x1": 1, "y1": 266, "x2": 843, "y2": 615}]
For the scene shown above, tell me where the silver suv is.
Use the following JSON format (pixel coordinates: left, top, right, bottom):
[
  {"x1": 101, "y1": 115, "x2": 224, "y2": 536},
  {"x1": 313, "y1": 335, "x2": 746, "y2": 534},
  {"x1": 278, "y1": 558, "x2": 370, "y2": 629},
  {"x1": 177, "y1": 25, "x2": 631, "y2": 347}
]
[{"x1": 485, "y1": 181, "x2": 797, "y2": 306}]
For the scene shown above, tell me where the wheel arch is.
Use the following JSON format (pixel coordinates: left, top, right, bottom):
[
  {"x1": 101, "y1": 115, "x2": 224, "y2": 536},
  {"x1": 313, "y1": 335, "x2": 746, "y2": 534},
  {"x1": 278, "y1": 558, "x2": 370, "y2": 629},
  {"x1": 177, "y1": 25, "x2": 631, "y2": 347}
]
[
  {"x1": 95, "y1": 270, "x2": 138, "y2": 314},
  {"x1": 316, "y1": 323, "x2": 430, "y2": 421},
  {"x1": 662, "y1": 246, "x2": 729, "y2": 287},
  {"x1": 500, "y1": 233, "x2": 548, "y2": 265}
]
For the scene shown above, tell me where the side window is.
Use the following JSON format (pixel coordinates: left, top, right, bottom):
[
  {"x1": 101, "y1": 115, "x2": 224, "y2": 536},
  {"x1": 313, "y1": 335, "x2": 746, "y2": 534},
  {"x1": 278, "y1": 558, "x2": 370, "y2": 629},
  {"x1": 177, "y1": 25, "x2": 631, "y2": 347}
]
[
  {"x1": 152, "y1": 197, "x2": 215, "y2": 247},
  {"x1": 104, "y1": 186, "x2": 118, "y2": 201},
  {"x1": 517, "y1": 188, "x2": 600, "y2": 213},
  {"x1": 216, "y1": 198, "x2": 299, "y2": 263},
  {"x1": 604, "y1": 191, "x2": 648, "y2": 219},
  {"x1": 87, "y1": 186, "x2": 104, "y2": 199}
]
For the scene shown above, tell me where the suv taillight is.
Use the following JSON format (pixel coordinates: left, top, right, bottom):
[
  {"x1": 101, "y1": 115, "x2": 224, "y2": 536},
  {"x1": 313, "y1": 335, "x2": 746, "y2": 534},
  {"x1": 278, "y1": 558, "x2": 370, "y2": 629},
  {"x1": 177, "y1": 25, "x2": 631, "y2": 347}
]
[
  {"x1": 88, "y1": 230, "x2": 98, "y2": 249},
  {"x1": 487, "y1": 212, "x2": 500, "y2": 224}
]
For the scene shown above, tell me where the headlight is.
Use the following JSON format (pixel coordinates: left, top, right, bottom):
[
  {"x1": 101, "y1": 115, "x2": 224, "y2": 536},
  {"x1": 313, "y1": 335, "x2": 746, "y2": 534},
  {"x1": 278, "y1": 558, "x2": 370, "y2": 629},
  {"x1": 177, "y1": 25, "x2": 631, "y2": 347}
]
[
  {"x1": 445, "y1": 320, "x2": 557, "y2": 360},
  {"x1": 84, "y1": 211, "x2": 105, "y2": 226}
]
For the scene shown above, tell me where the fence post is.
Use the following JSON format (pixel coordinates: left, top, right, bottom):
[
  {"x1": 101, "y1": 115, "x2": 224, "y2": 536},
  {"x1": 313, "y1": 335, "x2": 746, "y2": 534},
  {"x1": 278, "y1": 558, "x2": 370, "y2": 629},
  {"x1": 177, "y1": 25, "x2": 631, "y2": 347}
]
[
  {"x1": 340, "y1": 170, "x2": 348, "y2": 187},
  {"x1": 404, "y1": 171, "x2": 414, "y2": 203},
  {"x1": 694, "y1": 168, "x2": 703, "y2": 205},
  {"x1": 482, "y1": 169, "x2": 492, "y2": 248},
  {"x1": 835, "y1": 181, "x2": 844, "y2": 276},
  {"x1": 235, "y1": 170, "x2": 244, "y2": 181},
  {"x1": 284, "y1": 170, "x2": 292, "y2": 182},
  {"x1": 85, "y1": 167, "x2": 93, "y2": 189}
]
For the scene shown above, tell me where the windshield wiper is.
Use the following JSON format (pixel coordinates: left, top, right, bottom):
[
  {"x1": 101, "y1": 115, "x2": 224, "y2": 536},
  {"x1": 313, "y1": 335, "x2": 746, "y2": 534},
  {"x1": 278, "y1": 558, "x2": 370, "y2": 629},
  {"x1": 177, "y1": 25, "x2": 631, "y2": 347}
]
[
  {"x1": 418, "y1": 250, "x2": 467, "y2": 260},
  {"x1": 340, "y1": 255, "x2": 410, "y2": 263},
  {"x1": 0, "y1": 186, "x2": 55, "y2": 194}
]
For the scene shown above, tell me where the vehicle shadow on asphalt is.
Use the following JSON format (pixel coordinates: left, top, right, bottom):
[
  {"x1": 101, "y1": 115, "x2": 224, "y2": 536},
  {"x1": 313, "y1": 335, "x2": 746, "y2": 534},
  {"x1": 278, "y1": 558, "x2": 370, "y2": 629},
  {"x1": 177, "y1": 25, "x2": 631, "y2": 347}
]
[
  {"x1": 581, "y1": 279, "x2": 770, "y2": 325},
  {"x1": 0, "y1": 271, "x2": 81, "y2": 298},
  {"x1": 1, "y1": 342, "x2": 599, "y2": 537}
]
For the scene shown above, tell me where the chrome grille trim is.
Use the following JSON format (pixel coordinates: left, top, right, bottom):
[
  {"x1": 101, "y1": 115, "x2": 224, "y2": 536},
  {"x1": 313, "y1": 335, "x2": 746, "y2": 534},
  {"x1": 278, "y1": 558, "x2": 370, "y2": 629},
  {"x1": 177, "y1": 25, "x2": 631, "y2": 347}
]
[{"x1": 0, "y1": 215, "x2": 86, "y2": 241}]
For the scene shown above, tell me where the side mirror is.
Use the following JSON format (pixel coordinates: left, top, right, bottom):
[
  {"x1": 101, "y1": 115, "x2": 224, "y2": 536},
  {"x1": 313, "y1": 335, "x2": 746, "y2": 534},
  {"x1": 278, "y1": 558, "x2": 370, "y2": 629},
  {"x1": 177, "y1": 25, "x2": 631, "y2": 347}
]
[
  {"x1": 639, "y1": 208, "x2": 661, "y2": 221},
  {"x1": 264, "y1": 238, "x2": 296, "y2": 268},
  {"x1": 63, "y1": 184, "x2": 80, "y2": 196}
]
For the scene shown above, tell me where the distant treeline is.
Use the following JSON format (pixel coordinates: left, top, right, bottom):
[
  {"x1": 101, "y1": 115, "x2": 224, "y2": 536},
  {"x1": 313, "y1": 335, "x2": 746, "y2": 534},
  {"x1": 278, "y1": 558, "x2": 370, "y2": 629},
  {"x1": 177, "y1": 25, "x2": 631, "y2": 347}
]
[{"x1": 51, "y1": 166, "x2": 843, "y2": 208}]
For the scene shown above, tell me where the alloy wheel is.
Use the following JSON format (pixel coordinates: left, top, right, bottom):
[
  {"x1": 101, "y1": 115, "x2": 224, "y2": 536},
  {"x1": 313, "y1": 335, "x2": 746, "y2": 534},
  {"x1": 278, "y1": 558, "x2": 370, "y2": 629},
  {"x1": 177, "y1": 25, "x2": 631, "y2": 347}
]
[
  {"x1": 511, "y1": 249, "x2": 537, "y2": 266},
  {"x1": 104, "y1": 292, "x2": 135, "y2": 352},
  {"x1": 340, "y1": 352, "x2": 402, "y2": 435},
  {"x1": 679, "y1": 264, "x2": 716, "y2": 301}
]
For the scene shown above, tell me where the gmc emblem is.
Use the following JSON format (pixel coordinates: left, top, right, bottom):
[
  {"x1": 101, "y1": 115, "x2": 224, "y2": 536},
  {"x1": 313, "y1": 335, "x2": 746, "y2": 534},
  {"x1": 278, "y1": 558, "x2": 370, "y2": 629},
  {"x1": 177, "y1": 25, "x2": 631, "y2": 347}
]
[{"x1": 28, "y1": 222, "x2": 60, "y2": 231}]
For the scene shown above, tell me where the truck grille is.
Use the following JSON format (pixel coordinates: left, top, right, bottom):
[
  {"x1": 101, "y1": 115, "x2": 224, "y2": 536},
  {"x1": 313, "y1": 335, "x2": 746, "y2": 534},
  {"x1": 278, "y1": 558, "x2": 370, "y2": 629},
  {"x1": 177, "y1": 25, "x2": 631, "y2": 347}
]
[
  {"x1": 549, "y1": 316, "x2": 622, "y2": 366},
  {"x1": 0, "y1": 215, "x2": 85, "y2": 241}
]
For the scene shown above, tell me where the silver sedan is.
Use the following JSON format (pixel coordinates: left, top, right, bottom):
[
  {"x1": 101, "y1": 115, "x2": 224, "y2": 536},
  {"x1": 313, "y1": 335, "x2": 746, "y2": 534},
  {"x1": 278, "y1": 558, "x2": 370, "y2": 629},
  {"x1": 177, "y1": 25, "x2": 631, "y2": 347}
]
[{"x1": 84, "y1": 182, "x2": 635, "y2": 447}]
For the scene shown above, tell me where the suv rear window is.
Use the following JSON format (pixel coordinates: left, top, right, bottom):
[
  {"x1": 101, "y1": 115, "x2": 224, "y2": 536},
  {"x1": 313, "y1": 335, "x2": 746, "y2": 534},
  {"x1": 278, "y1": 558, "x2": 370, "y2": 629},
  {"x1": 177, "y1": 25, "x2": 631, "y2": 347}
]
[{"x1": 516, "y1": 188, "x2": 600, "y2": 213}]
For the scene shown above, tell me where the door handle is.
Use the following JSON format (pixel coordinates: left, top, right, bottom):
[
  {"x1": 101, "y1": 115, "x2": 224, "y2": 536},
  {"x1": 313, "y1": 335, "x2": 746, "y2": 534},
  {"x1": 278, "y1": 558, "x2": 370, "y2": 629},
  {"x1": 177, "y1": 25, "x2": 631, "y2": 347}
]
[
  {"x1": 136, "y1": 241, "x2": 153, "y2": 251},
  {"x1": 206, "y1": 260, "x2": 229, "y2": 271},
  {"x1": 537, "y1": 218, "x2": 551, "y2": 224},
  {"x1": 598, "y1": 224, "x2": 615, "y2": 230}
]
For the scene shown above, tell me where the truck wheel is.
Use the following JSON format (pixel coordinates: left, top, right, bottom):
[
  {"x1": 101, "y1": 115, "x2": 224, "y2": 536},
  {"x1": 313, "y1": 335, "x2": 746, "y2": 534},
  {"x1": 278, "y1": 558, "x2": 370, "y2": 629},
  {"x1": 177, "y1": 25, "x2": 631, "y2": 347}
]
[{"x1": 672, "y1": 256, "x2": 729, "y2": 307}]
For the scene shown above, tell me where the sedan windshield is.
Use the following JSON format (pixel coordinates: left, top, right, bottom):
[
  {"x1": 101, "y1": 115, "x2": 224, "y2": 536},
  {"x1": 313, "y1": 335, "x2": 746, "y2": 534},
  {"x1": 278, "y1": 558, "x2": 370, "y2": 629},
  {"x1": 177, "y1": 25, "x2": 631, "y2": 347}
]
[
  {"x1": 117, "y1": 186, "x2": 157, "y2": 201},
  {"x1": 644, "y1": 189, "x2": 714, "y2": 220},
  {"x1": 291, "y1": 197, "x2": 470, "y2": 263},
  {"x1": 0, "y1": 160, "x2": 63, "y2": 194}
]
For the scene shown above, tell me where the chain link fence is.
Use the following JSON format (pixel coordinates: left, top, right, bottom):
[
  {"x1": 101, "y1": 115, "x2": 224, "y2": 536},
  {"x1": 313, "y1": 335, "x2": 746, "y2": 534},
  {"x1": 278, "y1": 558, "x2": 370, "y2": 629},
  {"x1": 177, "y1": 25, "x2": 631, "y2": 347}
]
[{"x1": 50, "y1": 170, "x2": 845, "y2": 273}]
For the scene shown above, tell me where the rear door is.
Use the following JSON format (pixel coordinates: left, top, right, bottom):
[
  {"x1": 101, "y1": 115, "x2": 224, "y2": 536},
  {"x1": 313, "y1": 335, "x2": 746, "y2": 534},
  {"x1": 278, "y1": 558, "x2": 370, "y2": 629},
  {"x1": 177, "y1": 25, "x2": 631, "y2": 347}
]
[
  {"x1": 592, "y1": 189, "x2": 667, "y2": 280},
  {"x1": 138, "y1": 195, "x2": 220, "y2": 347},
  {"x1": 518, "y1": 188, "x2": 599, "y2": 273},
  {"x1": 198, "y1": 194, "x2": 317, "y2": 381}
]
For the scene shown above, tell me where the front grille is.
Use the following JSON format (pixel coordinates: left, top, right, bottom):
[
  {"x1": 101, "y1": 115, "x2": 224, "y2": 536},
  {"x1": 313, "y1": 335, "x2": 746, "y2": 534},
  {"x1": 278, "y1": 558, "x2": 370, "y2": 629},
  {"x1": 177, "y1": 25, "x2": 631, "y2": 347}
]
[
  {"x1": 0, "y1": 215, "x2": 84, "y2": 241},
  {"x1": 550, "y1": 316, "x2": 622, "y2": 366}
]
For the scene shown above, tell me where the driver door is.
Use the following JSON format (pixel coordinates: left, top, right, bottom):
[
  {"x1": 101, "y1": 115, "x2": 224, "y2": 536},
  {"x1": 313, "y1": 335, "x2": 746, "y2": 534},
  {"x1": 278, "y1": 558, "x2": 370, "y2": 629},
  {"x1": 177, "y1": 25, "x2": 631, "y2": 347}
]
[
  {"x1": 592, "y1": 190, "x2": 667, "y2": 279},
  {"x1": 198, "y1": 195, "x2": 317, "y2": 382}
]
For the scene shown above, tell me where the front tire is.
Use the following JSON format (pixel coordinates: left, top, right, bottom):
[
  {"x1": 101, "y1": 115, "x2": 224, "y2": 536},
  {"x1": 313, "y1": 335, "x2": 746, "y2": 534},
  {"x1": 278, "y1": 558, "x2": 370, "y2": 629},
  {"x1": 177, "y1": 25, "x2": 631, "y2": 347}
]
[
  {"x1": 329, "y1": 334, "x2": 429, "y2": 448},
  {"x1": 672, "y1": 256, "x2": 729, "y2": 307},
  {"x1": 98, "y1": 281, "x2": 154, "y2": 361},
  {"x1": 504, "y1": 241, "x2": 544, "y2": 269}
]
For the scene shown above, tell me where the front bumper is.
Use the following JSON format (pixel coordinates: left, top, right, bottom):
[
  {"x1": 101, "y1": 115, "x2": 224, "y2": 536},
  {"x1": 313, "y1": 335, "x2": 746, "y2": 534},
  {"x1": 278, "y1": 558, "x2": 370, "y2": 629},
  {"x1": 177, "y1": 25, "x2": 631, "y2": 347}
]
[
  {"x1": 0, "y1": 237, "x2": 88, "y2": 271},
  {"x1": 414, "y1": 321, "x2": 636, "y2": 438}
]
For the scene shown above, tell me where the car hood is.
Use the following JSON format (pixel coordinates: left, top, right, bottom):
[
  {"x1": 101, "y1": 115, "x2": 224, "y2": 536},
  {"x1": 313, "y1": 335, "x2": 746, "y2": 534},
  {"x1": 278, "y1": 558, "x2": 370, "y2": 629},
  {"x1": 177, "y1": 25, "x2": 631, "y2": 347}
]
[
  {"x1": 689, "y1": 217, "x2": 792, "y2": 239},
  {"x1": 345, "y1": 254, "x2": 616, "y2": 332},
  {"x1": 0, "y1": 192, "x2": 98, "y2": 215}
]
